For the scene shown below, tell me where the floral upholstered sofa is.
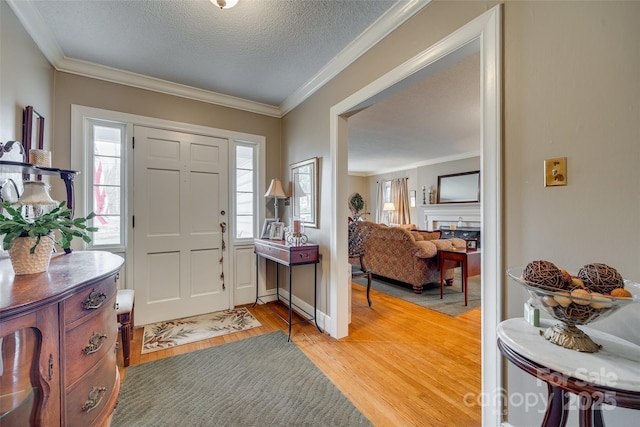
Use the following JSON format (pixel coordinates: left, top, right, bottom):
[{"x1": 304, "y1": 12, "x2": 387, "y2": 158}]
[{"x1": 354, "y1": 222, "x2": 466, "y2": 294}]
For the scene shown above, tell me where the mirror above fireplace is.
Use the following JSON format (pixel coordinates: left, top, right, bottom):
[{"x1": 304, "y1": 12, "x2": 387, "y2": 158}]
[{"x1": 437, "y1": 170, "x2": 480, "y2": 204}]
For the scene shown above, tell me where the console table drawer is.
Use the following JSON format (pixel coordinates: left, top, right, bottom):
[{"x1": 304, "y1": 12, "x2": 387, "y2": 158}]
[{"x1": 254, "y1": 240, "x2": 319, "y2": 265}]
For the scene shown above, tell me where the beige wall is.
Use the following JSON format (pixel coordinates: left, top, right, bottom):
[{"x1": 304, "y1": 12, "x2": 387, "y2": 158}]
[
  {"x1": 51, "y1": 72, "x2": 281, "y2": 200},
  {"x1": 1, "y1": 1, "x2": 54, "y2": 149},
  {"x1": 4, "y1": 0, "x2": 639, "y2": 423},
  {"x1": 283, "y1": 1, "x2": 640, "y2": 424}
]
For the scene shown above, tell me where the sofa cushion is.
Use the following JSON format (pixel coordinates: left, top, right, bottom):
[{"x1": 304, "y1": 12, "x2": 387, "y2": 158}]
[
  {"x1": 432, "y1": 238, "x2": 467, "y2": 251},
  {"x1": 414, "y1": 240, "x2": 437, "y2": 258},
  {"x1": 411, "y1": 230, "x2": 442, "y2": 241}
]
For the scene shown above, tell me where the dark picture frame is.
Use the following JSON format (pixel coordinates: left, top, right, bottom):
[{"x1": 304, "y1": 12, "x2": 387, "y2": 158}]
[
  {"x1": 466, "y1": 238, "x2": 478, "y2": 251},
  {"x1": 437, "y1": 170, "x2": 480, "y2": 204},
  {"x1": 23, "y1": 106, "x2": 45, "y2": 153}
]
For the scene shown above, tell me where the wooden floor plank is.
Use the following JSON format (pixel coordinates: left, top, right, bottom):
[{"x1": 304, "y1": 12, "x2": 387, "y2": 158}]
[{"x1": 118, "y1": 282, "x2": 481, "y2": 426}]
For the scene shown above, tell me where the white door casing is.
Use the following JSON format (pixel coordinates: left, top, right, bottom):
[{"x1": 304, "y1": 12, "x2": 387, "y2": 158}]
[{"x1": 133, "y1": 126, "x2": 230, "y2": 325}]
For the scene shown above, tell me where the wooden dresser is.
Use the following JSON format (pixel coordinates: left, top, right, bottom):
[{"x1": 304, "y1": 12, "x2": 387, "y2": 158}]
[{"x1": 0, "y1": 251, "x2": 124, "y2": 426}]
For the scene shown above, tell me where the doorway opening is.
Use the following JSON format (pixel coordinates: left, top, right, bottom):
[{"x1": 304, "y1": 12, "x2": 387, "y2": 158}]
[{"x1": 329, "y1": 6, "x2": 502, "y2": 425}]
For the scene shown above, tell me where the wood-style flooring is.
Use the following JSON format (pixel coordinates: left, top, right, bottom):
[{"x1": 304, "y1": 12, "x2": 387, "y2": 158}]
[{"x1": 118, "y1": 283, "x2": 482, "y2": 427}]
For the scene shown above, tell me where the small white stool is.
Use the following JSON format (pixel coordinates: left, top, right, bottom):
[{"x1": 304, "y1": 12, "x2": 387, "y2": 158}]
[{"x1": 116, "y1": 289, "x2": 135, "y2": 367}]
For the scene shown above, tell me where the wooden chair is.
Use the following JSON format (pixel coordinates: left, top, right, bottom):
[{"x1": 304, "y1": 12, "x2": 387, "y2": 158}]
[
  {"x1": 348, "y1": 221, "x2": 373, "y2": 306},
  {"x1": 116, "y1": 289, "x2": 135, "y2": 367}
]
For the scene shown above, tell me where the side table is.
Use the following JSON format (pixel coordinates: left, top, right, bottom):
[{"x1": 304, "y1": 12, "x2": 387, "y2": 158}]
[
  {"x1": 253, "y1": 238, "x2": 322, "y2": 340},
  {"x1": 438, "y1": 248, "x2": 481, "y2": 306},
  {"x1": 498, "y1": 318, "x2": 640, "y2": 427}
]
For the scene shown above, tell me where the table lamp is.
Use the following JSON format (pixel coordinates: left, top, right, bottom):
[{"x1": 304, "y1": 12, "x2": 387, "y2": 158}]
[{"x1": 264, "y1": 178, "x2": 287, "y2": 219}]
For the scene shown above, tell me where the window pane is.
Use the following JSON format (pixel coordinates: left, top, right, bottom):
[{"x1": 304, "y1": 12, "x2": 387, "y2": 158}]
[
  {"x1": 236, "y1": 216, "x2": 253, "y2": 239},
  {"x1": 236, "y1": 146, "x2": 253, "y2": 169},
  {"x1": 236, "y1": 168, "x2": 253, "y2": 192},
  {"x1": 92, "y1": 215, "x2": 121, "y2": 245},
  {"x1": 236, "y1": 192, "x2": 253, "y2": 215},
  {"x1": 235, "y1": 144, "x2": 255, "y2": 241},
  {"x1": 94, "y1": 157, "x2": 121, "y2": 186},
  {"x1": 88, "y1": 119, "x2": 125, "y2": 249},
  {"x1": 93, "y1": 186, "x2": 121, "y2": 215}
]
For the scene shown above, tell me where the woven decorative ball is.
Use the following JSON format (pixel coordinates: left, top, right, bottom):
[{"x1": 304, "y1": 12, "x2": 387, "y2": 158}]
[
  {"x1": 577, "y1": 263, "x2": 623, "y2": 294},
  {"x1": 560, "y1": 269, "x2": 573, "y2": 287},
  {"x1": 523, "y1": 260, "x2": 564, "y2": 290},
  {"x1": 554, "y1": 303, "x2": 598, "y2": 324}
]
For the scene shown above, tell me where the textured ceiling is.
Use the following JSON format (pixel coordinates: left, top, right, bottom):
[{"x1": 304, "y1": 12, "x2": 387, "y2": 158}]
[
  {"x1": 29, "y1": 0, "x2": 396, "y2": 106},
  {"x1": 348, "y1": 52, "x2": 480, "y2": 175},
  {"x1": 11, "y1": 0, "x2": 479, "y2": 174}
]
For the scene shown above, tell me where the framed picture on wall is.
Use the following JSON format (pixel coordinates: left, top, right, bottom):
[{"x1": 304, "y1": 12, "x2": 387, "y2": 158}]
[
  {"x1": 23, "y1": 106, "x2": 45, "y2": 153},
  {"x1": 410, "y1": 190, "x2": 416, "y2": 207}
]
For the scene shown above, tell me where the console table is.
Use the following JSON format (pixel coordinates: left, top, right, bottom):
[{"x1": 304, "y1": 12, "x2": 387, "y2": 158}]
[
  {"x1": 253, "y1": 239, "x2": 322, "y2": 340},
  {"x1": 439, "y1": 248, "x2": 481, "y2": 306},
  {"x1": 498, "y1": 318, "x2": 640, "y2": 427}
]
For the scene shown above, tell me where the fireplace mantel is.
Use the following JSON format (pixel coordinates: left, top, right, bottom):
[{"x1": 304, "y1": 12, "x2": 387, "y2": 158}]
[{"x1": 419, "y1": 203, "x2": 481, "y2": 230}]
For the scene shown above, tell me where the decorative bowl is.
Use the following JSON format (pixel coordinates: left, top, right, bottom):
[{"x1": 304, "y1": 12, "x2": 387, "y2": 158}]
[{"x1": 507, "y1": 266, "x2": 639, "y2": 352}]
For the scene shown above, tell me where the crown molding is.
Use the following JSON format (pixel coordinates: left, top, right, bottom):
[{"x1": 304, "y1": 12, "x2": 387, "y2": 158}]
[
  {"x1": 56, "y1": 57, "x2": 282, "y2": 117},
  {"x1": 350, "y1": 150, "x2": 481, "y2": 177},
  {"x1": 8, "y1": 0, "x2": 429, "y2": 118},
  {"x1": 279, "y1": 0, "x2": 431, "y2": 116}
]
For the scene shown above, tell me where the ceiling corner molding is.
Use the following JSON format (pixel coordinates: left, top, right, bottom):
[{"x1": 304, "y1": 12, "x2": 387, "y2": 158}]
[
  {"x1": 355, "y1": 150, "x2": 481, "y2": 177},
  {"x1": 278, "y1": 0, "x2": 431, "y2": 116},
  {"x1": 56, "y1": 57, "x2": 281, "y2": 118},
  {"x1": 7, "y1": 0, "x2": 65, "y2": 65},
  {"x1": 8, "y1": 0, "x2": 280, "y2": 118},
  {"x1": 8, "y1": 0, "x2": 429, "y2": 119}
]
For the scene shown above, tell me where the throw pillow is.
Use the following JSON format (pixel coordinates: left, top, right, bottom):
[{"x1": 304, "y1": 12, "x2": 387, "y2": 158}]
[{"x1": 414, "y1": 240, "x2": 437, "y2": 258}]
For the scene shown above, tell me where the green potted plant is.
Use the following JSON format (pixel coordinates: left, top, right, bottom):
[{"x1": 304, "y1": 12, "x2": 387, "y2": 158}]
[
  {"x1": 0, "y1": 200, "x2": 98, "y2": 275},
  {"x1": 348, "y1": 193, "x2": 367, "y2": 220}
]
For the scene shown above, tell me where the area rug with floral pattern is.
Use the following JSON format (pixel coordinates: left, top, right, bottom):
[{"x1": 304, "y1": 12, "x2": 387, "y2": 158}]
[{"x1": 141, "y1": 307, "x2": 261, "y2": 354}]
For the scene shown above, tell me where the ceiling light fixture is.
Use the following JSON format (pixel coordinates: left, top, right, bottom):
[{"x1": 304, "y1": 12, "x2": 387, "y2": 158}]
[{"x1": 212, "y1": 0, "x2": 239, "y2": 9}]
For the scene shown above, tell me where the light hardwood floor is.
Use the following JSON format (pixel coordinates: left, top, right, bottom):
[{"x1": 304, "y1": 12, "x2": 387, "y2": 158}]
[{"x1": 118, "y1": 283, "x2": 482, "y2": 426}]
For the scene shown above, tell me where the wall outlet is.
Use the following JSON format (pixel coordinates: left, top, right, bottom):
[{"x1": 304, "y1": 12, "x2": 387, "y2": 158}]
[
  {"x1": 544, "y1": 157, "x2": 567, "y2": 187},
  {"x1": 524, "y1": 302, "x2": 540, "y2": 326}
]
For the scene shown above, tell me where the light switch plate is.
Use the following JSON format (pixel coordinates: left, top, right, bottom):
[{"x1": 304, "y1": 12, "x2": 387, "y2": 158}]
[{"x1": 544, "y1": 157, "x2": 567, "y2": 187}]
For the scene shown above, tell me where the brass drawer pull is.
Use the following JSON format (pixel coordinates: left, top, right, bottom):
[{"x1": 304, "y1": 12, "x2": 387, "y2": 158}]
[
  {"x1": 82, "y1": 288, "x2": 107, "y2": 310},
  {"x1": 299, "y1": 252, "x2": 311, "y2": 259},
  {"x1": 81, "y1": 386, "x2": 106, "y2": 413},
  {"x1": 82, "y1": 332, "x2": 108, "y2": 355}
]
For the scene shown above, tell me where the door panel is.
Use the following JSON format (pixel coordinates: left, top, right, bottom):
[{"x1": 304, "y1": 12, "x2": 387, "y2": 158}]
[{"x1": 134, "y1": 126, "x2": 229, "y2": 325}]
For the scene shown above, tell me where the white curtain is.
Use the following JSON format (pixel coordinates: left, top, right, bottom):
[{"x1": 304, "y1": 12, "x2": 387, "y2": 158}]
[
  {"x1": 376, "y1": 181, "x2": 385, "y2": 223},
  {"x1": 391, "y1": 178, "x2": 411, "y2": 225}
]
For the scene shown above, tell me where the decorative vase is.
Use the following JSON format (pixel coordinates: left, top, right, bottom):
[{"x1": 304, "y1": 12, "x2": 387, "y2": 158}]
[{"x1": 8, "y1": 235, "x2": 55, "y2": 275}]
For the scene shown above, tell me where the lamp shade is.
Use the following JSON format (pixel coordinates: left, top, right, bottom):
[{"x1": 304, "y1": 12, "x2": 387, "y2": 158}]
[
  {"x1": 264, "y1": 178, "x2": 287, "y2": 199},
  {"x1": 16, "y1": 181, "x2": 57, "y2": 206},
  {"x1": 383, "y1": 202, "x2": 395, "y2": 211}
]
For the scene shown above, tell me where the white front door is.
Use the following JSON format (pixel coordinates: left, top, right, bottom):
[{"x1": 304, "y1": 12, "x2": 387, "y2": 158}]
[{"x1": 133, "y1": 126, "x2": 229, "y2": 325}]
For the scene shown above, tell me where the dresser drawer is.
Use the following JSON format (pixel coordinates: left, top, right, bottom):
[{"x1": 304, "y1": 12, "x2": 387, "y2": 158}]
[
  {"x1": 64, "y1": 294, "x2": 117, "y2": 386},
  {"x1": 63, "y1": 275, "x2": 117, "y2": 325},
  {"x1": 65, "y1": 346, "x2": 117, "y2": 427}
]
